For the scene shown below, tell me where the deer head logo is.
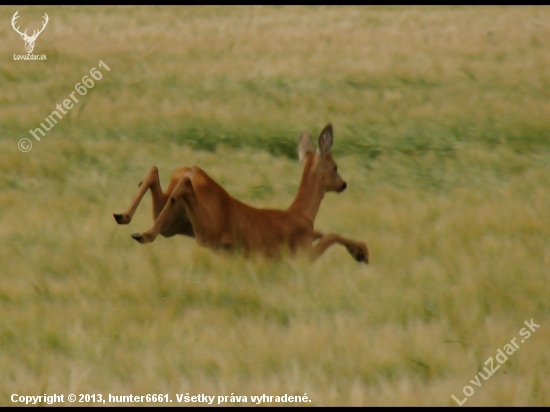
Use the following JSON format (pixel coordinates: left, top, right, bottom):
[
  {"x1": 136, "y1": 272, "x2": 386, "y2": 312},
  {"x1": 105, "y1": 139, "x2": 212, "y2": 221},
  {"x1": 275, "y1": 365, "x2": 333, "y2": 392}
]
[{"x1": 11, "y1": 10, "x2": 49, "y2": 54}]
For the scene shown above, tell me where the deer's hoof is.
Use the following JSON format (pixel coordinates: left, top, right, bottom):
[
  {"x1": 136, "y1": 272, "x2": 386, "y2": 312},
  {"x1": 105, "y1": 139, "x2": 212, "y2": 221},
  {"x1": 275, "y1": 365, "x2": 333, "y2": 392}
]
[
  {"x1": 347, "y1": 244, "x2": 369, "y2": 264},
  {"x1": 352, "y1": 251, "x2": 368, "y2": 264},
  {"x1": 131, "y1": 233, "x2": 144, "y2": 243},
  {"x1": 113, "y1": 213, "x2": 130, "y2": 224},
  {"x1": 131, "y1": 232, "x2": 156, "y2": 244}
]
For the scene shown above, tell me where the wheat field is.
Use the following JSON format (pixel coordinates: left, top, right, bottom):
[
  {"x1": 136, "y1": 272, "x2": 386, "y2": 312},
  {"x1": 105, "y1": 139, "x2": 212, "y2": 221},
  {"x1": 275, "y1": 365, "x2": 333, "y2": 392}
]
[{"x1": 0, "y1": 6, "x2": 549, "y2": 406}]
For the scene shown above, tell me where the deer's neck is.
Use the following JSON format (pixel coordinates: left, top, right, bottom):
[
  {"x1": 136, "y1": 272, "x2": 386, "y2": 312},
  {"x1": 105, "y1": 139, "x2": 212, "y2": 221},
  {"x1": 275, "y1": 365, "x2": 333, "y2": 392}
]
[{"x1": 288, "y1": 155, "x2": 325, "y2": 223}]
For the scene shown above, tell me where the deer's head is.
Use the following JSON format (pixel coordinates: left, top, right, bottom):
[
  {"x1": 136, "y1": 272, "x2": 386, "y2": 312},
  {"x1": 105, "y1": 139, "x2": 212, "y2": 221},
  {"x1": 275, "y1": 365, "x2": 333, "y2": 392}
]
[
  {"x1": 12, "y1": 11, "x2": 49, "y2": 54},
  {"x1": 297, "y1": 124, "x2": 347, "y2": 194}
]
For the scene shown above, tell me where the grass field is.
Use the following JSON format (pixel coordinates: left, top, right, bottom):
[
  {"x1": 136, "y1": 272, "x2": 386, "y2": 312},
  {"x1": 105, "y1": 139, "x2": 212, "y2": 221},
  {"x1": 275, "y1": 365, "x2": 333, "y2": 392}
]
[{"x1": 1, "y1": 5, "x2": 549, "y2": 406}]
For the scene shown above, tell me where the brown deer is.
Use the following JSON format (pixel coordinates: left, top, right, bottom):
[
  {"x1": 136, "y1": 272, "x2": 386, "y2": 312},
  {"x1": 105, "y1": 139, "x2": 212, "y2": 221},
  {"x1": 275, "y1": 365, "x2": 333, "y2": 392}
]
[{"x1": 113, "y1": 124, "x2": 368, "y2": 263}]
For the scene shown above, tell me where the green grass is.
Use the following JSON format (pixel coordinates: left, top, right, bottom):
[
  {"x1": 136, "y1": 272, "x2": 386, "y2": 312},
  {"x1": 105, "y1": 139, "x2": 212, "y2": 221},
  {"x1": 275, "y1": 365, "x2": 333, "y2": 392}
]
[{"x1": 1, "y1": 5, "x2": 550, "y2": 406}]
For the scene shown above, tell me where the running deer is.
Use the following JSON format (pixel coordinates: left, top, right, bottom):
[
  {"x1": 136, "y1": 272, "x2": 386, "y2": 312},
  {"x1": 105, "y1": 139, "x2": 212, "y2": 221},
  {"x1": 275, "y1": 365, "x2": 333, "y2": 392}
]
[{"x1": 113, "y1": 124, "x2": 368, "y2": 263}]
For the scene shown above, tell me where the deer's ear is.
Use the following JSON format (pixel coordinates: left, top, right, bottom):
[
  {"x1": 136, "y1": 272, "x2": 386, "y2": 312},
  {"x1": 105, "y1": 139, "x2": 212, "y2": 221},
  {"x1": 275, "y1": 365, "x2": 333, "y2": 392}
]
[
  {"x1": 297, "y1": 131, "x2": 314, "y2": 164},
  {"x1": 318, "y1": 124, "x2": 333, "y2": 154}
]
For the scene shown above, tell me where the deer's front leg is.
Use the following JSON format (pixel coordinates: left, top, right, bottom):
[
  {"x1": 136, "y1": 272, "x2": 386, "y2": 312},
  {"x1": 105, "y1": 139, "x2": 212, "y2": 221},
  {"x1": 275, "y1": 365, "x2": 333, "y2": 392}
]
[{"x1": 310, "y1": 231, "x2": 369, "y2": 264}]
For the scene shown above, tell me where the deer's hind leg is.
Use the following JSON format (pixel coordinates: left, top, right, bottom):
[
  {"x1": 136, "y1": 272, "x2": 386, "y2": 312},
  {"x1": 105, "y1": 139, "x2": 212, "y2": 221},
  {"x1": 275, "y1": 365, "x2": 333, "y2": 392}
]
[
  {"x1": 130, "y1": 167, "x2": 195, "y2": 244},
  {"x1": 135, "y1": 167, "x2": 226, "y2": 248},
  {"x1": 114, "y1": 166, "x2": 167, "y2": 225},
  {"x1": 168, "y1": 170, "x2": 226, "y2": 247}
]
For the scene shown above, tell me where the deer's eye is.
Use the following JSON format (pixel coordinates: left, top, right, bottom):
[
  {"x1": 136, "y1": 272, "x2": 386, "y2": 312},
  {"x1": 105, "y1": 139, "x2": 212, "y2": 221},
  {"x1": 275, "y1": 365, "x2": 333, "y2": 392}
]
[{"x1": 334, "y1": 166, "x2": 338, "y2": 172}]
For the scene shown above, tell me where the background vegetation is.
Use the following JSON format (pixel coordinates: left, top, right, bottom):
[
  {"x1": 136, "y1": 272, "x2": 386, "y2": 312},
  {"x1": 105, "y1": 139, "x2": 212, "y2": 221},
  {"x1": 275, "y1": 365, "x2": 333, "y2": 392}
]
[{"x1": 0, "y1": 6, "x2": 549, "y2": 405}]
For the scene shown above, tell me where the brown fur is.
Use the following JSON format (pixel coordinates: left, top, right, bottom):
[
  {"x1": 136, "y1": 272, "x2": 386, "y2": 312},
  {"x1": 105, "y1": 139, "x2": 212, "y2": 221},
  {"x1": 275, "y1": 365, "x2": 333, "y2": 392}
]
[{"x1": 114, "y1": 124, "x2": 368, "y2": 263}]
